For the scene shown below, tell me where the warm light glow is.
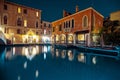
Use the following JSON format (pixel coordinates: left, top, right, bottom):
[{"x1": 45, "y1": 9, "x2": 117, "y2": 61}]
[
  {"x1": 24, "y1": 20, "x2": 27, "y2": 27},
  {"x1": 78, "y1": 53, "x2": 85, "y2": 63},
  {"x1": 22, "y1": 46, "x2": 39, "y2": 60},
  {"x1": 0, "y1": 27, "x2": 4, "y2": 32},
  {"x1": 36, "y1": 11, "x2": 39, "y2": 17},
  {"x1": 56, "y1": 35, "x2": 59, "y2": 42},
  {"x1": 68, "y1": 50, "x2": 74, "y2": 61},
  {"x1": 78, "y1": 34, "x2": 84, "y2": 41},
  {"x1": 18, "y1": 7, "x2": 21, "y2": 13}
]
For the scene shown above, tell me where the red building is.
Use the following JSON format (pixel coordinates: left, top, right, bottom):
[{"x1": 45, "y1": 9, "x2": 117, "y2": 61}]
[{"x1": 52, "y1": 6, "x2": 104, "y2": 46}]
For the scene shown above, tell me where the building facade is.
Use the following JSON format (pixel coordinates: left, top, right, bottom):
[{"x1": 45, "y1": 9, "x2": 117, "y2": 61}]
[
  {"x1": 52, "y1": 7, "x2": 104, "y2": 46},
  {"x1": 0, "y1": 0, "x2": 52, "y2": 44},
  {"x1": 40, "y1": 20, "x2": 52, "y2": 43}
]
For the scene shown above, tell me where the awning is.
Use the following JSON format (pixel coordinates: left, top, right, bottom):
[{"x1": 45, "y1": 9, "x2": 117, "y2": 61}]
[{"x1": 74, "y1": 30, "x2": 89, "y2": 34}]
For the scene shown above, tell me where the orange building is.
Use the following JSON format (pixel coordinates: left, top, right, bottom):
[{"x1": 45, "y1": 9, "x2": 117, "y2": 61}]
[{"x1": 52, "y1": 6, "x2": 104, "y2": 46}]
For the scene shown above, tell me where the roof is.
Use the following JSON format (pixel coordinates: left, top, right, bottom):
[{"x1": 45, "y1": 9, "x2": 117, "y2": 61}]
[{"x1": 52, "y1": 7, "x2": 104, "y2": 23}]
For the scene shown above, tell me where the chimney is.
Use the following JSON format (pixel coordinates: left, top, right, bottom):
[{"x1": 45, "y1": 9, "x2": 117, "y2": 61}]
[
  {"x1": 63, "y1": 10, "x2": 66, "y2": 17},
  {"x1": 75, "y1": 5, "x2": 79, "y2": 12}
]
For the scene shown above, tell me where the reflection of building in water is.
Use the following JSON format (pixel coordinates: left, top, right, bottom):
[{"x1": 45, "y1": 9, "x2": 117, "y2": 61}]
[
  {"x1": 61, "y1": 50, "x2": 66, "y2": 59},
  {"x1": 42, "y1": 46, "x2": 48, "y2": 53},
  {"x1": 68, "y1": 50, "x2": 74, "y2": 61},
  {"x1": 56, "y1": 49, "x2": 59, "y2": 57},
  {"x1": 22, "y1": 46, "x2": 39, "y2": 60},
  {"x1": 92, "y1": 57, "x2": 97, "y2": 64},
  {"x1": 77, "y1": 52, "x2": 97, "y2": 65},
  {"x1": 5, "y1": 47, "x2": 16, "y2": 60},
  {"x1": 23, "y1": 61, "x2": 27, "y2": 69},
  {"x1": 78, "y1": 53, "x2": 86, "y2": 63}
]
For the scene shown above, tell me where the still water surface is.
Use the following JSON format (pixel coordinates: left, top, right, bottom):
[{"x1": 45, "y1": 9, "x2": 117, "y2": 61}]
[{"x1": 0, "y1": 45, "x2": 120, "y2": 80}]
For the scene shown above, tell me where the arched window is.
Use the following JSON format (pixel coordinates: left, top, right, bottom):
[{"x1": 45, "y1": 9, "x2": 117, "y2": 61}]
[
  {"x1": 17, "y1": 18, "x2": 22, "y2": 26},
  {"x1": 36, "y1": 21, "x2": 38, "y2": 28},
  {"x1": 4, "y1": 15, "x2": 7, "y2": 24},
  {"x1": 82, "y1": 16, "x2": 88, "y2": 27}
]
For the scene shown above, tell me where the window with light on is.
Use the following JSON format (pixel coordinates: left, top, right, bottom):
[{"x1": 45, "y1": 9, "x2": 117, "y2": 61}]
[
  {"x1": 36, "y1": 12, "x2": 39, "y2": 17},
  {"x1": 18, "y1": 7, "x2": 21, "y2": 13},
  {"x1": 24, "y1": 20, "x2": 27, "y2": 27}
]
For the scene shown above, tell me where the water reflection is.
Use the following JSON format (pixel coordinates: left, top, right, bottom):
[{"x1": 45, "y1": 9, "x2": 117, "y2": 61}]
[
  {"x1": 23, "y1": 61, "x2": 27, "y2": 69},
  {"x1": 22, "y1": 46, "x2": 39, "y2": 60},
  {"x1": 92, "y1": 57, "x2": 97, "y2": 64},
  {"x1": 0, "y1": 45, "x2": 120, "y2": 80},
  {"x1": 35, "y1": 70, "x2": 39, "y2": 78},
  {"x1": 52, "y1": 47, "x2": 99, "y2": 65},
  {"x1": 61, "y1": 50, "x2": 66, "y2": 59},
  {"x1": 68, "y1": 50, "x2": 74, "y2": 61},
  {"x1": 18, "y1": 76, "x2": 21, "y2": 80},
  {"x1": 78, "y1": 53, "x2": 86, "y2": 63}
]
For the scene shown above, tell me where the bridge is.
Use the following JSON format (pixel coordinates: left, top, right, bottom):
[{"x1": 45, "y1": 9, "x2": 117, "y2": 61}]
[{"x1": 0, "y1": 30, "x2": 6, "y2": 45}]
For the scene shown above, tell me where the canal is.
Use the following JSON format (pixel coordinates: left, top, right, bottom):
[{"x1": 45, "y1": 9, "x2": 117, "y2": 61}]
[{"x1": 0, "y1": 45, "x2": 120, "y2": 80}]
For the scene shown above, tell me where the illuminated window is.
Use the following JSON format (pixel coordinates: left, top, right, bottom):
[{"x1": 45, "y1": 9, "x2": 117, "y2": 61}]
[
  {"x1": 82, "y1": 15, "x2": 88, "y2": 27},
  {"x1": 44, "y1": 30, "x2": 46, "y2": 34},
  {"x1": 36, "y1": 12, "x2": 39, "y2": 17},
  {"x1": 24, "y1": 20, "x2": 27, "y2": 27},
  {"x1": 18, "y1": 7, "x2": 21, "y2": 13}
]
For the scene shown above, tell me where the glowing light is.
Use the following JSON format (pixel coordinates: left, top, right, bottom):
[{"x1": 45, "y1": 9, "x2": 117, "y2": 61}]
[
  {"x1": 35, "y1": 70, "x2": 39, "y2": 78},
  {"x1": 36, "y1": 12, "x2": 39, "y2": 17},
  {"x1": 12, "y1": 47, "x2": 15, "y2": 55},
  {"x1": 42, "y1": 36, "x2": 50, "y2": 43},
  {"x1": 68, "y1": 50, "x2": 74, "y2": 61},
  {"x1": 44, "y1": 53, "x2": 46, "y2": 60},
  {"x1": 18, "y1": 7, "x2": 21, "y2": 13},
  {"x1": 22, "y1": 46, "x2": 38, "y2": 60},
  {"x1": 78, "y1": 53, "x2": 85, "y2": 63},
  {"x1": 24, "y1": 20, "x2": 27, "y2": 27},
  {"x1": 23, "y1": 61, "x2": 27, "y2": 69},
  {"x1": 92, "y1": 57, "x2": 96, "y2": 64}
]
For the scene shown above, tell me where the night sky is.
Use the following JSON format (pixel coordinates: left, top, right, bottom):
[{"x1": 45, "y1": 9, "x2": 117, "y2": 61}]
[{"x1": 7, "y1": 0, "x2": 120, "y2": 22}]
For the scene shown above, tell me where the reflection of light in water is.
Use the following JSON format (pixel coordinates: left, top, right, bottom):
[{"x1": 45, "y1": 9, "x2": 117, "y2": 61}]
[
  {"x1": 61, "y1": 50, "x2": 66, "y2": 59},
  {"x1": 13, "y1": 47, "x2": 15, "y2": 55},
  {"x1": 18, "y1": 76, "x2": 21, "y2": 80},
  {"x1": 42, "y1": 46, "x2": 48, "y2": 53},
  {"x1": 68, "y1": 50, "x2": 74, "y2": 61},
  {"x1": 92, "y1": 57, "x2": 96, "y2": 64},
  {"x1": 35, "y1": 70, "x2": 39, "y2": 78},
  {"x1": 44, "y1": 53, "x2": 46, "y2": 60},
  {"x1": 22, "y1": 46, "x2": 39, "y2": 60},
  {"x1": 78, "y1": 53, "x2": 85, "y2": 63},
  {"x1": 23, "y1": 61, "x2": 27, "y2": 69},
  {"x1": 56, "y1": 49, "x2": 59, "y2": 57}
]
